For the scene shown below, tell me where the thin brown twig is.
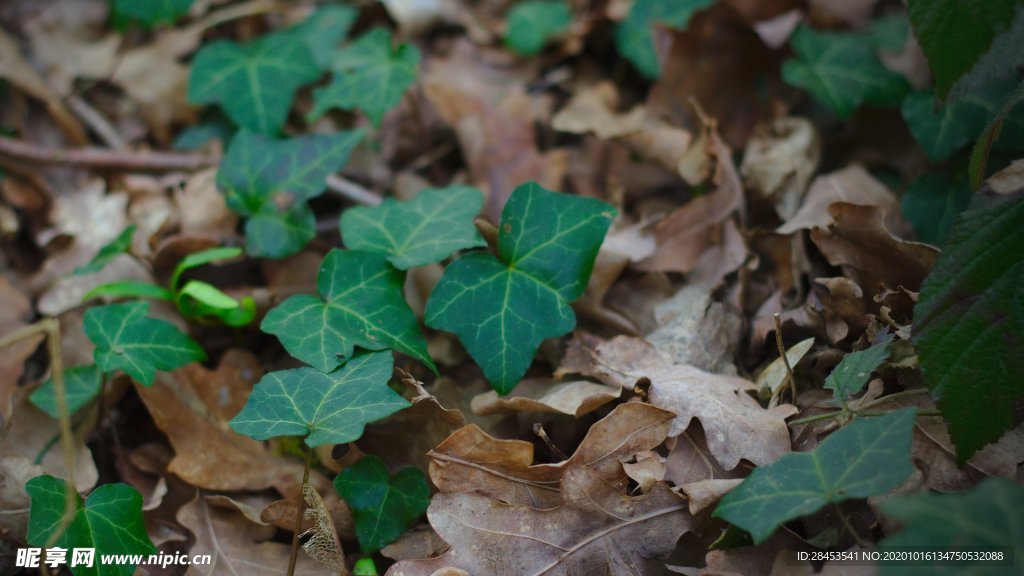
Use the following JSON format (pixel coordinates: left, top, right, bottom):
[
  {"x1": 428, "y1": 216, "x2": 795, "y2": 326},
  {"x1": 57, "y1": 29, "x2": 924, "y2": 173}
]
[
  {"x1": 287, "y1": 445, "x2": 314, "y2": 576},
  {"x1": 772, "y1": 313, "x2": 797, "y2": 403},
  {"x1": 67, "y1": 95, "x2": 126, "y2": 150},
  {"x1": 0, "y1": 135, "x2": 218, "y2": 171},
  {"x1": 325, "y1": 174, "x2": 383, "y2": 206}
]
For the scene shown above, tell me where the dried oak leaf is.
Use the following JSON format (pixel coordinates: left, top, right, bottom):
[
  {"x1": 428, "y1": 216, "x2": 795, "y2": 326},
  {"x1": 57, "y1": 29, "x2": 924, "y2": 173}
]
[
  {"x1": 810, "y1": 202, "x2": 938, "y2": 294},
  {"x1": 561, "y1": 335, "x2": 796, "y2": 470},
  {"x1": 387, "y1": 466, "x2": 692, "y2": 576},
  {"x1": 429, "y1": 402, "x2": 674, "y2": 508},
  {"x1": 470, "y1": 378, "x2": 621, "y2": 418}
]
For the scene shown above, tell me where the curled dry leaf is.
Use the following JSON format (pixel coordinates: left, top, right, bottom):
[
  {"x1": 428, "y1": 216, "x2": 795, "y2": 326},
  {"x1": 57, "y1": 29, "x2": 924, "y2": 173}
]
[
  {"x1": 387, "y1": 466, "x2": 692, "y2": 576},
  {"x1": 301, "y1": 485, "x2": 348, "y2": 574},
  {"x1": 470, "y1": 379, "x2": 621, "y2": 417},
  {"x1": 429, "y1": 402, "x2": 674, "y2": 507},
  {"x1": 810, "y1": 203, "x2": 939, "y2": 294},
  {"x1": 381, "y1": 526, "x2": 449, "y2": 562},
  {"x1": 562, "y1": 335, "x2": 796, "y2": 470},
  {"x1": 679, "y1": 478, "x2": 743, "y2": 515},
  {"x1": 776, "y1": 165, "x2": 900, "y2": 235},
  {"x1": 740, "y1": 117, "x2": 820, "y2": 221},
  {"x1": 622, "y1": 450, "x2": 667, "y2": 494}
]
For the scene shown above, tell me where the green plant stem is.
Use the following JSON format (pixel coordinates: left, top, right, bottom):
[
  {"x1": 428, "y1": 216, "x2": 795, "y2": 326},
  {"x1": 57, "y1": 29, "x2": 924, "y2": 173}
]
[
  {"x1": 789, "y1": 409, "x2": 849, "y2": 427},
  {"x1": 287, "y1": 444, "x2": 313, "y2": 576},
  {"x1": 858, "y1": 387, "x2": 931, "y2": 410},
  {"x1": 833, "y1": 503, "x2": 869, "y2": 548}
]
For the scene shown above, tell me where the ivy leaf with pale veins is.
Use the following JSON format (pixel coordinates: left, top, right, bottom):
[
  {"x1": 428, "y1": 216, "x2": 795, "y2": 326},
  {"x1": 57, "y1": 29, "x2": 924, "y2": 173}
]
[
  {"x1": 425, "y1": 182, "x2": 616, "y2": 394},
  {"x1": 262, "y1": 249, "x2": 434, "y2": 373},
  {"x1": 112, "y1": 0, "x2": 192, "y2": 28},
  {"x1": 505, "y1": 1, "x2": 571, "y2": 56},
  {"x1": 340, "y1": 185, "x2": 486, "y2": 269},
  {"x1": 74, "y1": 225, "x2": 135, "y2": 276},
  {"x1": 824, "y1": 329, "x2": 894, "y2": 402},
  {"x1": 231, "y1": 351, "x2": 408, "y2": 447},
  {"x1": 310, "y1": 28, "x2": 421, "y2": 126},
  {"x1": 30, "y1": 364, "x2": 103, "y2": 418},
  {"x1": 913, "y1": 189, "x2": 1024, "y2": 463},
  {"x1": 27, "y1": 474, "x2": 156, "y2": 576},
  {"x1": 713, "y1": 408, "x2": 917, "y2": 544},
  {"x1": 614, "y1": 0, "x2": 715, "y2": 78},
  {"x1": 879, "y1": 477, "x2": 1024, "y2": 576},
  {"x1": 216, "y1": 129, "x2": 363, "y2": 258},
  {"x1": 188, "y1": 33, "x2": 320, "y2": 135},
  {"x1": 288, "y1": 4, "x2": 357, "y2": 71},
  {"x1": 782, "y1": 26, "x2": 910, "y2": 118},
  {"x1": 335, "y1": 454, "x2": 429, "y2": 552},
  {"x1": 902, "y1": 78, "x2": 1024, "y2": 162},
  {"x1": 84, "y1": 301, "x2": 206, "y2": 386}
]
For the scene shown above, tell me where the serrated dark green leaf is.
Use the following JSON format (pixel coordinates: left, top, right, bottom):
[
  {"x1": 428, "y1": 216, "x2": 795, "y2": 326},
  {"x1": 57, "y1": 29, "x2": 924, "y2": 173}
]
[
  {"x1": 340, "y1": 185, "x2": 486, "y2": 269},
  {"x1": 908, "y1": 0, "x2": 1023, "y2": 98},
  {"x1": 84, "y1": 301, "x2": 206, "y2": 386},
  {"x1": 310, "y1": 28, "x2": 421, "y2": 126},
  {"x1": 230, "y1": 351, "x2": 408, "y2": 447},
  {"x1": 713, "y1": 408, "x2": 917, "y2": 544},
  {"x1": 879, "y1": 477, "x2": 1024, "y2": 575},
  {"x1": 913, "y1": 190, "x2": 1024, "y2": 463},
  {"x1": 262, "y1": 249, "x2": 434, "y2": 373},
  {"x1": 288, "y1": 4, "x2": 357, "y2": 70},
  {"x1": 111, "y1": 0, "x2": 192, "y2": 28},
  {"x1": 782, "y1": 26, "x2": 910, "y2": 118},
  {"x1": 188, "y1": 33, "x2": 320, "y2": 135},
  {"x1": 334, "y1": 454, "x2": 429, "y2": 553},
  {"x1": 825, "y1": 330, "x2": 894, "y2": 402},
  {"x1": 74, "y1": 225, "x2": 136, "y2": 276},
  {"x1": 27, "y1": 474, "x2": 156, "y2": 576},
  {"x1": 425, "y1": 182, "x2": 616, "y2": 393},
  {"x1": 216, "y1": 129, "x2": 362, "y2": 258},
  {"x1": 614, "y1": 0, "x2": 715, "y2": 78},
  {"x1": 505, "y1": 1, "x2": 571, "y2": 56},
  {"x1": 902, "y1": 170, "x2": 973, "y2": 245},
  {"x1": 902, "y1": 79, "x2": 1024, "y2": 162},
  {"x1": 30, "y1": 364, "x2": 103, "y2": 418},
  {"x1": 949, "y1": 8, "x2": 1024, "y2": 101}
]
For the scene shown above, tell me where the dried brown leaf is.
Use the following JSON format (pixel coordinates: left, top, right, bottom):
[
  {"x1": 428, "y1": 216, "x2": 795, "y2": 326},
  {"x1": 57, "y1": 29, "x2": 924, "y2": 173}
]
[{"x1": 470, "y1": 379, "x2": 621, "y2": 417}]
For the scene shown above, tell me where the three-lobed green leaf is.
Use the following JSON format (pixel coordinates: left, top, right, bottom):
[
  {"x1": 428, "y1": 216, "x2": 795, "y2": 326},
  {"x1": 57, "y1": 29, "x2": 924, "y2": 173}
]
[
  {"x1": 913, "y1": 189, "x2": 1024, "y2": 463},
  {"x1": 26, "y1": 474, "x2": 156, "y2": 576},
  {"x1": 425, "y1": 182, "x2": 616, "y2": 393},
  {"x1": 230, "y1": 351, "x2": 409, "y2": 447},
  {"x1": 84, "y1": 301, "x2": 205, "y2": 386},
  {"x1": 614, "y1": 0, "x2": 715, "y2": 78},
  {"x1": 334, "y1": 454, "x2": 429, "y2": 553},
  {"x1": 287, "y1": 4, "x2": 357, "y2": 71},
  {"x1": 782, "y1": 26, "x2": 910, "y2": 118},
  {"x1": 824, "y1": 330, "x2": 894, "y2": 402},
  {"x1": 30, "y1": 364, "x2": 103, "y2": 418},
  {"x1": 505, "y1": 1, "x2": 571, "y2": 56},
  {"x1": 902, "y1": 78, "x2": 1024, "y2": 162},
  {"x1": 311, "y1": 28, "x2": 421, "y2": 126},
  {"x1": 907, "y1": 0, "x2": 1023, "y2": 98},
  {"x1": 262, "y1": 249, "x2": 434, "y2": 373},
  {"x1": 216, "y1": 129, "x2": 363, "y2": 258},
  {"x1": 713, "y1": 408, "x2": 917, "y2": 544},
  {"x1": 188, "y1": 33, "x2": 320, "y2": 135},
  {"x1": 74, "y1": 225, "x2": 136, "y2": 276},
  {"x1": 878, "y1": 477, "x2": 1023, "y2": 575},
  {"x1": 340, "y1": 185, "x2": 486, "y2": 269}
]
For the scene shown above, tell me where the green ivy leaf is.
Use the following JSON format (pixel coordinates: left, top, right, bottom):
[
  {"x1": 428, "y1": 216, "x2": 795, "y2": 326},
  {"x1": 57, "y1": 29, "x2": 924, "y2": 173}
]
[
  {"x1": 188, "y1": 33, "x2": 320, "y2": 135},
  {"x1": 879, "y1": 477, "x2": 1024, "y2": 576},
  {"x1": 310, "y1": 28, "x2": 421, "y2": 126},
  {"x1": 907, "y1": 0, "x2": 1023, "y2": 98},
  {"x1": 713, "y1": 408, "x2": 917, "y2": 544},
  {"x1": 334, "y1": 454, "x2": 429, "y2": 553},
  {"x1": 27, "y1": 474, "x2": 156, "y2": 576},
  {"x1": 782, "y1": 26, "x2": 910, "y2": 118},
  {"x1": 505, "y1": 1, "x2": 571, "y2": 56},
  {"x1": 340, "y1": 185, "x2": 486, "y2": 269},
  {"x1": 84, "y1": 301, "x2": 206, "y2": 386},
  {"x1": 74, "y1": 225, "x2": 136, "y2": 276},
  {"x1": 262, "y1": 249, "x2": 434, "y2": 373},
  {"x1": 824, "y1": 330, "x2": 894, "y2": 402},
  {"x1": 902, "y1": 169, "x2": 973, "y2": 245},
  {"x1": 614, "y1": 0, "x2": 715, "y2": 78},
  {"x1": 288, "y1": 4, "x2": 358, "y2": 70},
  {"x1": 216, "y1": 129, "x2": 363, "y2": 258},
  {"x1": 869, "y1": 14, "x2": 910, "y2": 52},
  {"x1": 913, "y1": 190, "x2": 1024, "y2": 462},
  {"x1": 902, "y1": 79, "x2": 1024, "y2": 162},
  {"x1": 170, "y1": 246, "x2": 243, "y2": 290},
  {"x1": 111, "y1": 0, "x2": 192, "y2": 28},
  {"x1": 30, "y1": 364, "x2": 103, "y2": 418},
  {"x1": 230, "y1": 351, "x2": 409, "y2": 447},
  {"x1": 425, "y1": 182, "x2": 616, "y2": 393}
]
